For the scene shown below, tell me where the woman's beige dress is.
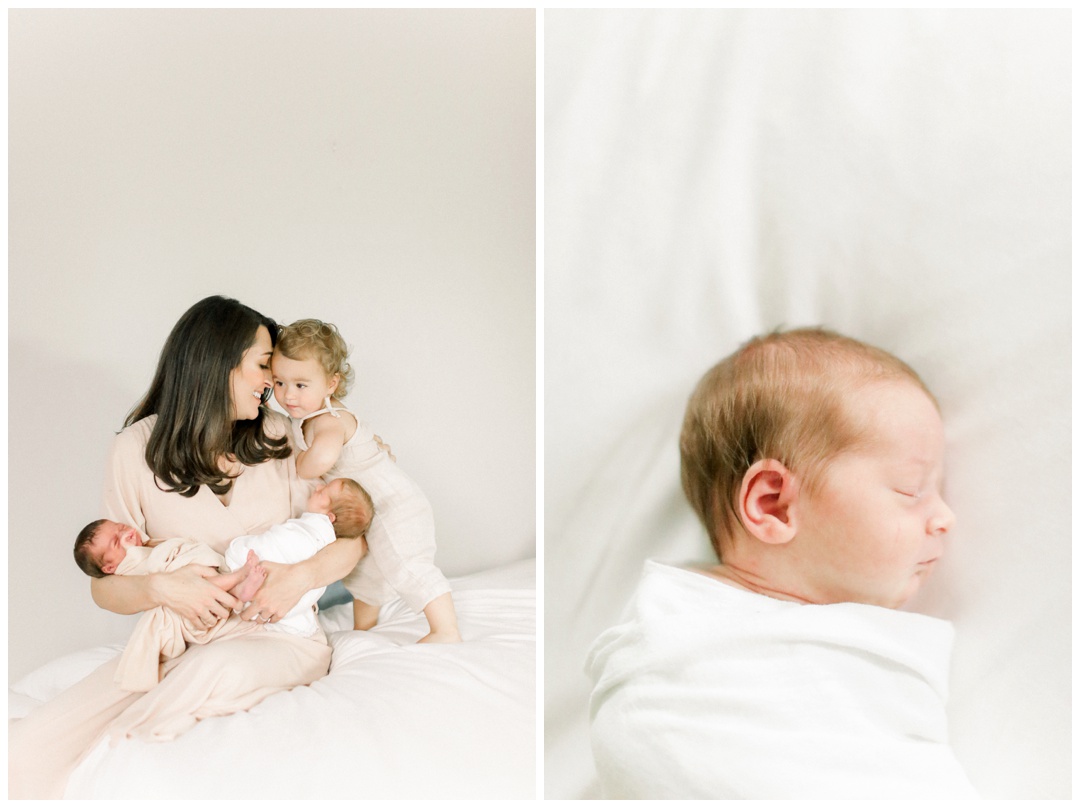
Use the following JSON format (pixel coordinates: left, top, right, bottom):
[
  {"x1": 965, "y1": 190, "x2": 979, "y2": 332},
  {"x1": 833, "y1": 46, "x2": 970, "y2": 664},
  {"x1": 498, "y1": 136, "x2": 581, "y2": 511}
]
[{"x1": 9, "y1": 414, "x2": 331, "y2": 799}]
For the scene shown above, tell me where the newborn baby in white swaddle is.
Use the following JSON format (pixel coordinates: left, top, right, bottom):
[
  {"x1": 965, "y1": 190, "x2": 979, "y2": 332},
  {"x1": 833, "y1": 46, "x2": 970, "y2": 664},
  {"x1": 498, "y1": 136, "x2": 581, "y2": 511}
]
[{"x1": 586, "y1": 328, "x2": 979, "y2": 799}]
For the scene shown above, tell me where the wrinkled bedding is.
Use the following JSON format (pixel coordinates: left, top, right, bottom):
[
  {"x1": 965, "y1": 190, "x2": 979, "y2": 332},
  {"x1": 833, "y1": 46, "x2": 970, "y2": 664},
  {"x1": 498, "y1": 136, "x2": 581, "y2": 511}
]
[{"x1": 10, "y1": 560, "x2": 536, "y2": 799}]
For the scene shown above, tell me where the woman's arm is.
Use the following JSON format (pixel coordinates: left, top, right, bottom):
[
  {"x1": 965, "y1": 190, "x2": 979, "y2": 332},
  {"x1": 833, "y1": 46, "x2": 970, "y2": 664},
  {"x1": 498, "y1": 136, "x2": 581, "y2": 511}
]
[
  {"x1": 239, "y1": 535, "x2": 366, "y2": 623},
  {"x1": 91, "y1": 567, "x2": 242, "y2": 626}
]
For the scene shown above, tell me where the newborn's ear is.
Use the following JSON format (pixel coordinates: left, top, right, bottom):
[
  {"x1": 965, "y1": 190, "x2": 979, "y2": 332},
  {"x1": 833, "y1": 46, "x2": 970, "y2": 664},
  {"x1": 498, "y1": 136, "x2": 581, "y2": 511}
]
[{"x1": 738, "y1": 459, "x2": 799, "y2": 545}]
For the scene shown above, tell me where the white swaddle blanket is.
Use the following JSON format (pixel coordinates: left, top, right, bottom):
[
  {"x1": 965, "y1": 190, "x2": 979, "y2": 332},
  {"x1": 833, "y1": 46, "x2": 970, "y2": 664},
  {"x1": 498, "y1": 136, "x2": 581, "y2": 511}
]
[{"x1": 586, "y1": 561, "x2": 979, "y2": 799}]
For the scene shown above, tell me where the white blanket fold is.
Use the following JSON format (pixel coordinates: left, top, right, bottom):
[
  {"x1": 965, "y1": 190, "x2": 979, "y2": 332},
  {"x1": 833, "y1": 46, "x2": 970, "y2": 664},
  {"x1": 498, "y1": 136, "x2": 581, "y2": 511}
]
[{"x1": 586, "y1": 561, "x2": 979, "y2": 799}]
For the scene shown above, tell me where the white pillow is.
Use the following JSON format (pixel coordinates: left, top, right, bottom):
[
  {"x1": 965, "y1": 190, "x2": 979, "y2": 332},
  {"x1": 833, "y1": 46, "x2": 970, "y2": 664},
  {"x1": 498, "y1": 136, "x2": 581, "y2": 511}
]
[{"x1": 10, "y1": 645, "x2": 125, "y2": 709}]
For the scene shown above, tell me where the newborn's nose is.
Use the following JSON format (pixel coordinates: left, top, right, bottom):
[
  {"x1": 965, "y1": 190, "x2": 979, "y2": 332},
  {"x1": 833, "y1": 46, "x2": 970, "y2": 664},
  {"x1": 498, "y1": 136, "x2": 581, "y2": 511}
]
[{"x1": 929, "y1": 500, "x2": 956, "y2": 535}]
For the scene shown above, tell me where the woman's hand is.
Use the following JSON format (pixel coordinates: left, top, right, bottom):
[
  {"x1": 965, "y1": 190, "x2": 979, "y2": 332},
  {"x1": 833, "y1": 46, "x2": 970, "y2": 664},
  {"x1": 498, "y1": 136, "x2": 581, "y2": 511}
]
[
  {"x1": 149, "y1": 565, "x2": 242, "y2": 628},
  {"x1": 239, "y1": 560, "x2": 314, "y2": 624}
]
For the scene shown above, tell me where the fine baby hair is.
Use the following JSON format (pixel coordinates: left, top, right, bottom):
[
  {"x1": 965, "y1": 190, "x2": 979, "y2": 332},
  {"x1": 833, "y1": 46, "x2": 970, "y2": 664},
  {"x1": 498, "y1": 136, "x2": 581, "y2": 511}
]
[
  {"x1": 331, "y1": 478, "x2": 375, "y2": 539},
  {"x1": 679, "y1": 327, "x2": 935, "y2": 560},
  {"x1": 73, "y1": 519, "x2": 109, "y2": 578},
  {"x1": 276, "y1": 319, "x2": 355, "y2": 399}
]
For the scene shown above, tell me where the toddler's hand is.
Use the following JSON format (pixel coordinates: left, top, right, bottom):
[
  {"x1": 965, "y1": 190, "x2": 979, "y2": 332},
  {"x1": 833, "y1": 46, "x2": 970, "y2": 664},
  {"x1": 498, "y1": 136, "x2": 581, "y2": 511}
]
[{"x1": 374, "y1": 434, "x2": 395, "y2": 462}]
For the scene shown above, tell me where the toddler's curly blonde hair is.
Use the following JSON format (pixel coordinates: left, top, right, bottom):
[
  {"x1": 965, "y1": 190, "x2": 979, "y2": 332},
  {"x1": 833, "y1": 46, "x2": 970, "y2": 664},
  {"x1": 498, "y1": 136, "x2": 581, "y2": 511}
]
[{"x1": 275, "y1": 319, "x2": 356, "y2": 399}]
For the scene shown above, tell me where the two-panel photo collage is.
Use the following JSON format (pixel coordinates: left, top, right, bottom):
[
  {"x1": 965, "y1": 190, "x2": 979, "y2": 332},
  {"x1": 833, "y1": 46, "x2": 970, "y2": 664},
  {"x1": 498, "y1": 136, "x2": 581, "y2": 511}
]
[{"x1": 7, "y1": 8, "x2": 1071, "y2": 800}]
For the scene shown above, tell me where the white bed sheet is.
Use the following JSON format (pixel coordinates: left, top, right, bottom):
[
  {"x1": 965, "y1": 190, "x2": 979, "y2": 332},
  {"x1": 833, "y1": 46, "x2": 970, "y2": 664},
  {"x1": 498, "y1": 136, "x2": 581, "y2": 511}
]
[
  {"x1": 10, "y1": 560, "x2": 536, "y2": 799},
  {"x1": 544, "y1": 9, "x2": 1070, "y2": 800}
]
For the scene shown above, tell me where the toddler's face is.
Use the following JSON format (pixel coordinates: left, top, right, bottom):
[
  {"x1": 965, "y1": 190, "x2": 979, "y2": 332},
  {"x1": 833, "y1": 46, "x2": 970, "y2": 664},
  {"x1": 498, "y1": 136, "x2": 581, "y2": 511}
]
[
  {"x1": 795, "y1": 380, "x2": 955, "y2": 608},
  {"x1": 90, "y1": 520, "x2": 143, "y2": 575},
  {"x1": 271, "y1": 352, "x2": 338, "y2": 419}
]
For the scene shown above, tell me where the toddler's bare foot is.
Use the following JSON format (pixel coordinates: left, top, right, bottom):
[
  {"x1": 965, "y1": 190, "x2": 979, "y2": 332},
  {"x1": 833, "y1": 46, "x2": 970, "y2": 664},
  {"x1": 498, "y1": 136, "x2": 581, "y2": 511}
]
[
  {"x1": 418, "y1": 629, "x2": 462, "y2": 644},
  {"x1": 230, "y1": 551, "x2": 267, "y2": 603},
  {"x1": 419, "y1": 592, "x2": 460, "y2": 644}
]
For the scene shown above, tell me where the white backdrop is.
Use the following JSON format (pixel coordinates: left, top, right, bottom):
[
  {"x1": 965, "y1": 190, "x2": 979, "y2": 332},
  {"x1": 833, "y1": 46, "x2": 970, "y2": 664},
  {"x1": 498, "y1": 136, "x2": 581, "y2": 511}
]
[
  {"x1": 9, "y1": 9, "x2": 535, "y2": 681},
  {"x1": 544, "y1": 9, "x2": 1070, "y2": 800}
]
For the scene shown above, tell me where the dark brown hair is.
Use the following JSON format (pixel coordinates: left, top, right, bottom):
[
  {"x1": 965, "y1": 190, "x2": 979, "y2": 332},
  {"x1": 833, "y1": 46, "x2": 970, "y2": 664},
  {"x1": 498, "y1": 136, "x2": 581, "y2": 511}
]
[
  {"x1": 125, "y1": 295, "x2": 291, "y2": 497},
  {"x1": 73, "y1": 519, "x2": 107, "y2": 578}
]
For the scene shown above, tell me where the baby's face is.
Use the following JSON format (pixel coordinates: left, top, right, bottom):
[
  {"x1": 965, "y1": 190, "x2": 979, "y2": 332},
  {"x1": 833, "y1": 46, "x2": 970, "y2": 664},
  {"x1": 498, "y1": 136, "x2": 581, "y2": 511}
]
[
  {"x1": 90, "y1": 520, "x2": 143, "y2": 575},
  {"x1": 271, "y1": 352, "x2": 338, "y2": 419},
  {"x1": 794, "y1": 380, "x2": 955, "y2": 608},
  {"x1": 306, "y1": 477, "x2": 350, "y2": 517}
]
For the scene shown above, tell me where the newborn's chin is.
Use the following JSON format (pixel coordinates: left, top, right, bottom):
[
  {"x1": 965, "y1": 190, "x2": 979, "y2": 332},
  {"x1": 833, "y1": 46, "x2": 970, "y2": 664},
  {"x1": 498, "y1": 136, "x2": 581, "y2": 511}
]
[
  {"x1": 844, "y1": 579, "x2": 923, "y2": 610},
  {"x1": 892, "y1": 569, "x2": 935, "y2": 609}
]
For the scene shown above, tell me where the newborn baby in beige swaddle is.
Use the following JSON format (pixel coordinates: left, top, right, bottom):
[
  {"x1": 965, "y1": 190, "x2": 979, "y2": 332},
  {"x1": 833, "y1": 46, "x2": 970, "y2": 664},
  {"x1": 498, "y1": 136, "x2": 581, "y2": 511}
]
[{"x1": 587, "y1": 328, "x2": 979, "y2": 799}]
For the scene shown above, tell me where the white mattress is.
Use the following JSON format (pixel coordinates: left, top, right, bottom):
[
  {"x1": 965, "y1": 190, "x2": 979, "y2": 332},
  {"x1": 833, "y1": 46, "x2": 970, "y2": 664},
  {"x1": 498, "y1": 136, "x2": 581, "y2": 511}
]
[
  {"x1": 10, "y1": 560, "x2": 536, "y2": 799},
  {"x1": 544, "y1": 9, "x2": 1070, "y2": 800}
]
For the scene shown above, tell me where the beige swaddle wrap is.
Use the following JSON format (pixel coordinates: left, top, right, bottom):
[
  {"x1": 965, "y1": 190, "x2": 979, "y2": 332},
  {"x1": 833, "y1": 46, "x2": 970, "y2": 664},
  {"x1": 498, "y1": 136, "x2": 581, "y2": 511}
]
[{"x1": 113, "y1": 539, "x2": 260, "y2": 692}]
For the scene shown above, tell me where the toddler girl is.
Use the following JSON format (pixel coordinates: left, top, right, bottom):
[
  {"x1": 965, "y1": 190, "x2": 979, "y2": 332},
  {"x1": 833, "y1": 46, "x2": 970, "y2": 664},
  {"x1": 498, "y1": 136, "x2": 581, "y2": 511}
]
[{"x1": 272, "y1": 318, "x2": 461, "y2": 643}]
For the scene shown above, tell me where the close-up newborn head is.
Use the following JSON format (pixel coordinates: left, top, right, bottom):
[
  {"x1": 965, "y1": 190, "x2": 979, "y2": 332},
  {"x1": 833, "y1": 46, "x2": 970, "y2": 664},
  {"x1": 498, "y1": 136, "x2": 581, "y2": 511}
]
[{"x1": 679, "y1": 327, "x2": 953, "y2": 608}]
